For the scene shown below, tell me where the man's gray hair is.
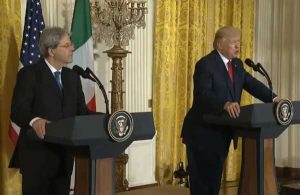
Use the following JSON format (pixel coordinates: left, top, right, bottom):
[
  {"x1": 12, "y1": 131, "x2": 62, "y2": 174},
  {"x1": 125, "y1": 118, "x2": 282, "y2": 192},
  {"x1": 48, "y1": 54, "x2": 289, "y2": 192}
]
[
  {"x1": 39, "y1": 27, "x2": 69, "y2": 58},
  {"x1": 213, "y1": 26, "x2": 240, "y2": 49}
]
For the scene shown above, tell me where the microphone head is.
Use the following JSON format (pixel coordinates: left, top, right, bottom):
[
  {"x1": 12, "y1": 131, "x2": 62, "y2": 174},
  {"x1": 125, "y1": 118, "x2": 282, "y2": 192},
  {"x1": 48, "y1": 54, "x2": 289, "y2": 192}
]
[
  {"x1": 85, "y1": 67, "x2": 92, "y2": 73},
  {"x1": 253, "y1": 62, "x2": 263, "y2": 71},
  {"x1": 72, "y1": 65, "x2": 84, "y2": 73},
  {"x1": 72, "y1": 65, "x2": 89, "y2": 78},
  {"x1": 244, "y1": 58, "x2": 255, "y2": 67}
]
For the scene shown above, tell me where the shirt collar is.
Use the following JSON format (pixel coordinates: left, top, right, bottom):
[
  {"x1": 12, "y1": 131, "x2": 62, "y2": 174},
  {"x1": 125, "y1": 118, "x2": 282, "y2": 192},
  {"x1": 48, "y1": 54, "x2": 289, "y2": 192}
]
[
  {"x1": 217, "y1": 50, "x2": 230, "y2": 69},
  {"x1": 44, "y1": 59, "x2": 62, "y2": 73}
]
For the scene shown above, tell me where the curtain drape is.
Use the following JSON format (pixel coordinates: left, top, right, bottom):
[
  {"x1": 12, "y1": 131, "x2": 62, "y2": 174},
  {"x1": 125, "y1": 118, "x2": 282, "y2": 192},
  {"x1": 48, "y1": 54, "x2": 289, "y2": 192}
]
[
  {"x1": 0, "y1": 1, "x2": 22, "y2": 195},
  {"x1": 153, "y1": 0, "x2": 254, "y2": 184},
  {"x1": 255, "y1": 0, "x2": 300, "y2": 169}
]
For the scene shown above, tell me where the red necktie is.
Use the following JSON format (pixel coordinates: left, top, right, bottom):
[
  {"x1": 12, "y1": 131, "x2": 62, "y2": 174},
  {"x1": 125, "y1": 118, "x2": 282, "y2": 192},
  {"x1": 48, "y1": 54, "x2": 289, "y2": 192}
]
[{"x1": 227, "y1": 60, "x2": 233, "y2": 81}]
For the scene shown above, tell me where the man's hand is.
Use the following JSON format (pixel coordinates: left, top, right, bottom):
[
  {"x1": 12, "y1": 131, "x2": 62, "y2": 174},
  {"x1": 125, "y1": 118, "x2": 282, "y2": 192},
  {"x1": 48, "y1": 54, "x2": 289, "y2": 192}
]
[
  {"x1": 32, "y1": 118, "x2": 50, "y2": 139},
  {"x1": 224, "y1": 102, "x2": 240, "y2": 118},
  {"x1": 273, "y1": 97, "x2": 282, "y2": 103}
]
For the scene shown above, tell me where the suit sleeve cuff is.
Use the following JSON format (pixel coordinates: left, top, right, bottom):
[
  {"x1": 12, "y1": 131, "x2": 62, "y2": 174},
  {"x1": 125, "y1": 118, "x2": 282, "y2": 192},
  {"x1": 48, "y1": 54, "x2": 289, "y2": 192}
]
[{"x1": 29, "y1": 117, "x2": 41, "y2": 127}]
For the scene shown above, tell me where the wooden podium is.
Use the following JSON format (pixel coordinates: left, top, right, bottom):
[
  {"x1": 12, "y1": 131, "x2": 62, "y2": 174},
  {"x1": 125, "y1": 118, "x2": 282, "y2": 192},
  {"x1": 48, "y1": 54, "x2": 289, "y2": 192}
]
[
  {"x1": 29, "y1": 112, "x2": 155, "y2": 195},
  {"x1": 204, "y1": 101, "x2": 300, "y2": 195}
]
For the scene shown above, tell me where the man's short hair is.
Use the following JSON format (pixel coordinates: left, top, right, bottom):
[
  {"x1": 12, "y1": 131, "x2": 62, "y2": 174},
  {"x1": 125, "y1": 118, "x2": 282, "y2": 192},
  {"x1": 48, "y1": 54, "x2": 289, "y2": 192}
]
[
  {"x1": 213, "y1": 26, "x2": 240, "y2": 49},
  {"x1": 39, "y1": 27, "x2": 69, "y2": 58}
]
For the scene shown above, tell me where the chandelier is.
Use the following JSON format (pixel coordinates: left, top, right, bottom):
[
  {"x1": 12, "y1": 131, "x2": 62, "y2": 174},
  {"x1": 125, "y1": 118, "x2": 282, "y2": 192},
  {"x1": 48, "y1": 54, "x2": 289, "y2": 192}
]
[{"x1": 91, "y1": 0, "x2": 147, "y2": 47}]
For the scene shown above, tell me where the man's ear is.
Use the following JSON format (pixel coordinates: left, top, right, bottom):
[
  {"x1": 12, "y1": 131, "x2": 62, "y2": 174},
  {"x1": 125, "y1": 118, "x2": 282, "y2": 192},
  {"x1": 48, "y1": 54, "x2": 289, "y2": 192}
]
[
  {"x1": 217, "y1": 41, "x2": 223, "y2": 50},
  {"x1": 48, "y1": 48, "x2": 55, "y2": 57}
]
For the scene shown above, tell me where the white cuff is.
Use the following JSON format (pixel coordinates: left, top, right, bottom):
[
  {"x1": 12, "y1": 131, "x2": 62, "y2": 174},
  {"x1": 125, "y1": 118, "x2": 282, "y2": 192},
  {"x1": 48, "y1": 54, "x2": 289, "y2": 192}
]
[{"x1": 29, "y1": 117, "x2": 41, "y2": 127}]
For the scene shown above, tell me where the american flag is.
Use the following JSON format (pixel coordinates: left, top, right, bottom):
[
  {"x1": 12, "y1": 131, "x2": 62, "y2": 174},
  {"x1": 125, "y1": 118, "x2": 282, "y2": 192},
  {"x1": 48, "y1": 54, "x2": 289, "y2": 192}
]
[
  {"x1": 9, "y1": 0, "x2": 45, "y2": 144},
  {"x1": 20, "y1": 0, "x2": 45, "y2": 66}
]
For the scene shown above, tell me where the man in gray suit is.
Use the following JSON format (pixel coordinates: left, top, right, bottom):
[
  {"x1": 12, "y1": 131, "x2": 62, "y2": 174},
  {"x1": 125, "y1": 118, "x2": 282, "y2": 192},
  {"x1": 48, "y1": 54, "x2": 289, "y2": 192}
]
[
  {"x1": 10, "y1": 27, "x2": 90, "y2": 195},
  {"x1": 181, "y1": 26, "x2": 280, "y2": 195}
]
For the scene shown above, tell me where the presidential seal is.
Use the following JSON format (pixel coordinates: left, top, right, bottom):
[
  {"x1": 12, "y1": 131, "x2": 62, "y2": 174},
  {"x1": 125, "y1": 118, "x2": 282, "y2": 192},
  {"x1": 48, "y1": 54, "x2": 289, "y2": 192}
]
[
  {"x1": 274, "y1": 99, "x2": 294, "y2": 126},
  {"x1": 107, "y1": 111, "x2": 134, "y2": 142}
]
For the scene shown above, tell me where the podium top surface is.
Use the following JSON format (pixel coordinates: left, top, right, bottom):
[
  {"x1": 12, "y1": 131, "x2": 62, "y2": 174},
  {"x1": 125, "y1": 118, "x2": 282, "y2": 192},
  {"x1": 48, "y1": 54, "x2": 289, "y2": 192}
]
[
  {"x1": 28, "y1": 112, "x2": 155, "y2": 146},
  {"x1": 204, "y1": 101, "x2": 300, "y2": 128}
]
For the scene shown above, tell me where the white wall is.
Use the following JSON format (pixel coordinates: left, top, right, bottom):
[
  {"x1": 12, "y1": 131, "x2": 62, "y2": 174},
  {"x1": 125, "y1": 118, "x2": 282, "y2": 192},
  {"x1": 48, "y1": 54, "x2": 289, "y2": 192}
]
[{"x1": 123, "y1": 0, "x2": 156, "y2": 186}]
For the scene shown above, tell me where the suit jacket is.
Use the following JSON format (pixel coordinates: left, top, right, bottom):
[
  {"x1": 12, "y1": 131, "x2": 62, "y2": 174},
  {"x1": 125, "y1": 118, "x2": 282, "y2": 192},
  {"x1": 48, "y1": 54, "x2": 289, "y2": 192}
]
[
  {"x1": 181, "y1": 50, "x2": 275, "y2": 154},
  {"x1": 9, "y1": 60, "x2": 89, "y2": 177}
]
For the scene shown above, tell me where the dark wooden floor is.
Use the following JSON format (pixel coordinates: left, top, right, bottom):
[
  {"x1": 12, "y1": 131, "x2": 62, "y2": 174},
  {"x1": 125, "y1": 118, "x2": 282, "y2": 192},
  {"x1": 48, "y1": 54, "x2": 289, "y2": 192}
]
[
  {"x1": 117, "y1": 186, "x2": 238, "y2": 195},
  {"x1": 117, "y1": 182, "x2": 238, "y2": 195},
  {"x1": 117, "y1": 180, "x2": 300, "y2": 195}
]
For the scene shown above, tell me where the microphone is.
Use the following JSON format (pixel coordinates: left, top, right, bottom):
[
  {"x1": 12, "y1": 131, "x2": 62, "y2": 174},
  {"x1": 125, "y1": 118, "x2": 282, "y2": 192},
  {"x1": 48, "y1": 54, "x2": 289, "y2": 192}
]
[
  {"x1": 244, "y1": 58, "x2": 255, "y2": 67},
  {"x1": 83, "y1": 67, "x2": 110, "y2": 114},
  {"x1": 72, "y1": 65, "x2": 109, "y2": 114},
  {"x1": 72, "y1": 65, "x2": 96, "y2": 82},
  {"x1": 244, "y1": 59, "x2": 274, "y2": 99},
  {"x1": 244, "y1": 58, "x2": 265, "y2": 76}
]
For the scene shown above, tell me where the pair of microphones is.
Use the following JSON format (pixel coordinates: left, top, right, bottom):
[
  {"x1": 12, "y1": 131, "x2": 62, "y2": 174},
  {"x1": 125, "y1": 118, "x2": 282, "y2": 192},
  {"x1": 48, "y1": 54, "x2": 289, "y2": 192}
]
[
  {"x1": 72, "y1": 65, "x2": 109, "y2": 114},
  {"x1": 72, "y1": 65, "x2": 96, "y2": 82},
  {"x1": 244, "y1": 58, "x2": 266, "y2": 77},
  {"x1": 244, "y1": 58, "x2": 273, "y2": 99}
]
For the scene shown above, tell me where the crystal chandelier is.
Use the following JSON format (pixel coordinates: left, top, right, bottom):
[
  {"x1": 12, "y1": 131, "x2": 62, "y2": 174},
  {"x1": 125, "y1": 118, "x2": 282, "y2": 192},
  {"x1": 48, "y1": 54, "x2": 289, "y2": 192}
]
[{"x1": 91, "y1": 0, "x2": 147, "y2": 47}]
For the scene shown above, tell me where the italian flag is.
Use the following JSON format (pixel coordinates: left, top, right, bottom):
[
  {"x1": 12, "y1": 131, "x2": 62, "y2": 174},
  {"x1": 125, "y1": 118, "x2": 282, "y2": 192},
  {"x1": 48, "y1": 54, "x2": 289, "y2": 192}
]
[
  {"x1": 69, "y1": 0, "x2": 96, "y2": 192},
  {"x1": 69, "y1": 0, "x2": 96, "y2": 111}
]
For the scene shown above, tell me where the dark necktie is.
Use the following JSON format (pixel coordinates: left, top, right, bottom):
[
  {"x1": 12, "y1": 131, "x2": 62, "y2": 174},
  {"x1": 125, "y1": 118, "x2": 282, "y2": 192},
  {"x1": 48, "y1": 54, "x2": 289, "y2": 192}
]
[
  {"x1": 227, "y1": 60, "x2": 233, "y2": 81},
  {"x1": 54, "y1": 71, "x2": 63, "y2": 93}
]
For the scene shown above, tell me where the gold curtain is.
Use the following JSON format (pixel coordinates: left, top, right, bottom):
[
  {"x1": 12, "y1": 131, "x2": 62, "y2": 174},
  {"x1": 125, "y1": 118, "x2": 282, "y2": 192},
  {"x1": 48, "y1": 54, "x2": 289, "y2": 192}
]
[
  {"x1": 0, "y1": 0, "x2": 22, "y2": 194},
  {"x1": 153, "y1": 0, "x2": 254, "y2": 184}
]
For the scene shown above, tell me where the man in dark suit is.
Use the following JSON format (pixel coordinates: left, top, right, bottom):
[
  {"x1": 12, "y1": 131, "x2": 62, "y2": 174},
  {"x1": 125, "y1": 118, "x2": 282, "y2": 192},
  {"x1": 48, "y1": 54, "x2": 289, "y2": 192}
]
[
  {"x1": 9, "y1": 27, "x2": 90, "y2": 195},
  {"x1": 181, "y1": 26, "x2": 280, "y2": 195}
]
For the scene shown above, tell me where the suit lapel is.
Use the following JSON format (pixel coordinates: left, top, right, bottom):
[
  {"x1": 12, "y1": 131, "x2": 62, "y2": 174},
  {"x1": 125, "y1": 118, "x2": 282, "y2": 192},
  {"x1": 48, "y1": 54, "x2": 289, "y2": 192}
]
[
  {"x1": 61, "y1": 68, "x2": 73, "y2": 108},
  {"x1": 232, "y1": 59, "x2": 240, "y2": 101},
  {"x1": 214, "y1": 51, "x2": 235, "y2": 100},
  {"x1": 61, "y1": 68, "x2": 68, "y2": 99},
  {"x1": 41, "y1": 61, "x2": 63, "y2": 99},
  {"x1": 225, "y1": 69, "x2": 235, "y2": 100}
]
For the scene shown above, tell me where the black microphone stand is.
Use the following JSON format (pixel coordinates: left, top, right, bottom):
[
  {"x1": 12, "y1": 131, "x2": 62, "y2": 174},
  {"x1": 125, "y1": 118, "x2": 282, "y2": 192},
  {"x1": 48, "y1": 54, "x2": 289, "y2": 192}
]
[
  {"x1": 86, "y1": 68, "x2": 110, "y2": 114},
  {"x1": 253, "y1": 65, "x2": 266, "y2": 77},
  {"x1": 257, "y1": 63, "x2": 274, "y2": 100}
]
